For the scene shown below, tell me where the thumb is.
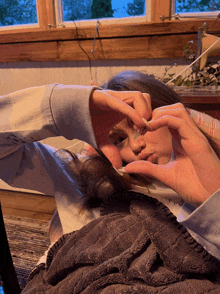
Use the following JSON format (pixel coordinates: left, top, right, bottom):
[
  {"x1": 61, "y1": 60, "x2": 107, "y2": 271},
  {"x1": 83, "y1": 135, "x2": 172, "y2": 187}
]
[
  {"x1": 100, "y1": 144, "x2": 122, "y2": 168},
  {"x1": 124, "y1": 161, "x2": 166, "y2": 182}
]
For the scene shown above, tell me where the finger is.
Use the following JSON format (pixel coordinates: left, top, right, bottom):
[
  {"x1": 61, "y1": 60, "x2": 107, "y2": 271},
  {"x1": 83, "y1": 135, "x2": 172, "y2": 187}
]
[
  {"x1": 91, "y1": 90, "x2": 146, "y2": 129},
  {"x1": 149, "y1": 115, "x2": 195, "y2": 140},
  {"x1": 124, "y1": 160, "x2": 171, "y2": 184},
  {"x1": 151, "y1": 103, "x2": 203, "y2": 138},
  {"x1": 106, "y1": 90, "x2": 152, "y2": 121},
  {"x1": 133, "y1": 92, "x2": 152, "y2": 120},
  {"x1": 105, "y1": 97, "x2": 145, "y2": 128},
  {"x1": 148, "y1": 115, "x2": 207, "y2": 157},
  {"x1": 143, "y1": 93, "x2": 152, "y2": 113},
  {"x1": 152, "y1": 102, "x2": 185, "y2": 113}
]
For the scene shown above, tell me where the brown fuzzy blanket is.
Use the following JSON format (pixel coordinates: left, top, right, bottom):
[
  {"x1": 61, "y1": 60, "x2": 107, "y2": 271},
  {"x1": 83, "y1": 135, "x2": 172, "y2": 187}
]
[{"x1": 22, "y1": 192, "x2": 220, "y2": 293}]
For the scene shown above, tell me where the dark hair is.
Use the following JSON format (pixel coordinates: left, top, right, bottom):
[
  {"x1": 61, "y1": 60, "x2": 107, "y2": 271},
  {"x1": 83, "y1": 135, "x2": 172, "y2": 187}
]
[
  {"x1": 102, "y1": 70, "x2": 186, "y2": 110},
  {"x1": 58, "y1": 148, "x2": 152, "y2": 210}
]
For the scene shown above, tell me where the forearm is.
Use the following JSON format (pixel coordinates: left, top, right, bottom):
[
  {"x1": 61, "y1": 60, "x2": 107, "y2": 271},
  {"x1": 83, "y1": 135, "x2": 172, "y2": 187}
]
[
  {"x1": 0, "y1": 84, "x2": 99, "y2": 191},
  {"x1": 0, "y1": 84, "x2": 57, "y2": 158},
  {"x1": 0, "y1": 84, "x2": 98, "y2": 156}
]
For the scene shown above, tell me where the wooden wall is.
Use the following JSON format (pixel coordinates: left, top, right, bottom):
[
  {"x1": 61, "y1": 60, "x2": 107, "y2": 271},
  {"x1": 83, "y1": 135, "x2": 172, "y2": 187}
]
[{"x1": 0, "y1": 20, "x2": 219, "y2": 63}]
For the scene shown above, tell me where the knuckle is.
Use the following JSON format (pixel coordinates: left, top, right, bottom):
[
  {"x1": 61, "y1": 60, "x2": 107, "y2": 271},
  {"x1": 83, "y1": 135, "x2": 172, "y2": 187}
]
[
  {"x1": 134, "y1": 91, "x2": 148, "y2": 99},
  {"x1": 152, "y1": 108, "x2": 157, "y2": 117},
  {"x1": 151, "y1": 108, "x2": 160, "y2": 120},
  {"x1": 143, "y1": 93, "x2": 151, "y2": 99},
  {"x1": 134, "y1": 91, "x2": 143, "y2": 98},
  {"x1": 176, "y1": 103, "x2": 188, "y2": 116},
  {"x1": 176, "y1": 102, "x2": 185, "y2": 108},
  {"x1": 176, "y1": 103, "x2": 186, "y2": 112}
]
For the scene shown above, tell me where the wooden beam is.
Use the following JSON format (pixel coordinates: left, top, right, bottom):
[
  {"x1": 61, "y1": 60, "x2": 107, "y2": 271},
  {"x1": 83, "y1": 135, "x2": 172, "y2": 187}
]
[
  {"x1": 1, "y1": 33, "x2": 219, "y2": 62},
  {"x1": 0, "y1": 190, "x2": 56, "y2": 221},
  {"x1": 0, "y1": 20, "x2": 219, "y2": 43},
  {"x1": 0, "y1": 34, "x2": 197, "y2": 62},
  {"x1": 0, "y1": 19, "x2": 219, "y2": 62},
  {"x1": 0, "y1": 42, "x2": 57, "y2": 62}
]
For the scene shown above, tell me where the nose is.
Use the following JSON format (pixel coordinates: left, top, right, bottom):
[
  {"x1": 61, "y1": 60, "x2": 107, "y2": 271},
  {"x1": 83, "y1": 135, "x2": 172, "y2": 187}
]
[{"x1": 130, "y1": 136, "x2": 146, "y2": 155}]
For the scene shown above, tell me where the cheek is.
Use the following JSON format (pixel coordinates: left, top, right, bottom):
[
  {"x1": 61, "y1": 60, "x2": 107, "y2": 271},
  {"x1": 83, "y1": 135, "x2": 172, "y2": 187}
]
[{"x1": 119, "y1": 146, "x2": 136, "y2": 164}]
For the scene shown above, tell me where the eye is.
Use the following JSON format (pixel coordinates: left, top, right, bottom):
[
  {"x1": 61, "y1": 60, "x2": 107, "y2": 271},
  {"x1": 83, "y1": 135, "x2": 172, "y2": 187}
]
[
  {"x1": 109, "y1": 132, "x2": 127, "y2": 147},
  {"x1": 116, "y1": 135, "x2": 127, "y2": 146}
]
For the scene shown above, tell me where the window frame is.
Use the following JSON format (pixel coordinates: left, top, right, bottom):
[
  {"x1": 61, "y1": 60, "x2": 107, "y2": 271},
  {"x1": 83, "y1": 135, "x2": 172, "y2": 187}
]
[
  {"x1": 0, "y1": 0, "x2": 56, "y2": 33},
  {"x1": 0, "y1": 0, "x2": 39, "y2": 30}
]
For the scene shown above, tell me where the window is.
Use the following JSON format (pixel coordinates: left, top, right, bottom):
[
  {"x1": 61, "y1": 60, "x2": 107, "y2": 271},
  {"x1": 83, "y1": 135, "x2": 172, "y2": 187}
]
[
  {"x1": 174, "y1": 0, "x2": 220, "y2": 15},
  {"x1": 59, "y1": 0, "x2": 148, "y2": 26},
  {"x1": 0, "y1": 0, "x2": 38, "y2": 27},
  {"x1": 62, "y1": 0, "x2": 146, "y2": 21}
]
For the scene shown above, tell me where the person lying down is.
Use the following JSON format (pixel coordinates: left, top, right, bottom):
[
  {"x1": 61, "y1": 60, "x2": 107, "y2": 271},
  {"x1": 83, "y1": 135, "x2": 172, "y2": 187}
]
[
  {"x1": 0, "y1": 70, "x2": 220, "y2": 293},
  {"x1": 50, "y1": 70, "x2": 220, "y2": 257}
]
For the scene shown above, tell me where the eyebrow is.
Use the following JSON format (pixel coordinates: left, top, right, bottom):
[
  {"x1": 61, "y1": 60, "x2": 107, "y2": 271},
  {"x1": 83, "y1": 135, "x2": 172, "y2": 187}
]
[
  {"x1": 110, "y1": 125, "x2": 123, "y2": 134},
  {"x1": 112, "y1": 118, "x2": 130, "y2": 132},
  {"x1": 109, "y1": 126, "x2": 125, "y2": 140}
]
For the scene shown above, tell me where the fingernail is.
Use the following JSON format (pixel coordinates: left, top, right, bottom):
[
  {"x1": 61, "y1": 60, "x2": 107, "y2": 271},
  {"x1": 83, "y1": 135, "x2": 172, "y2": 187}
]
[
  {"x1": 113, "y1": 166, "x2": 126, "y2": 175},
  {"x1": 142, "y1": 118, "x2": 152, "y2": 129}
]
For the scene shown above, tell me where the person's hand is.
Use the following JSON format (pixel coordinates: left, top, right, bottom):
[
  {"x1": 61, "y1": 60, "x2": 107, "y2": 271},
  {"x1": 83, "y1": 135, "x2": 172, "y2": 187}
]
[
  {"x1": 124, "y1": 103, "x2": 220, "y2": 207},
  {"x1": 90, "y1": 89, "x2": 152, "y2": 168}
]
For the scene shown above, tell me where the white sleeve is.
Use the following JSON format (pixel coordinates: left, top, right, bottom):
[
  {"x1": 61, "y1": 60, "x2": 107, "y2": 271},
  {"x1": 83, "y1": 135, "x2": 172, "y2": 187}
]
[
  {"x1": 0, "y1": 84, "x2": 98, "y2": 195},
  {"x1": 177, "y1": 189, "x2": 220, "y2": 260}
]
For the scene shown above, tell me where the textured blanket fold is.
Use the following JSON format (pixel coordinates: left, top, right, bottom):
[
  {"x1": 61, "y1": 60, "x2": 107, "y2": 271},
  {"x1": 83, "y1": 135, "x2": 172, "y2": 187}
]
[{"x1": 22, "y1": 192, "x2": 220, "y2": 293}]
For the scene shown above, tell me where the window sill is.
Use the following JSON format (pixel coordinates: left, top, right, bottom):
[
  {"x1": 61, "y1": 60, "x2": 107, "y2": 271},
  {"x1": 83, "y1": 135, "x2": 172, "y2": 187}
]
[{"x1": 0, "y1": 19, "x2": 219, "y2": 62}]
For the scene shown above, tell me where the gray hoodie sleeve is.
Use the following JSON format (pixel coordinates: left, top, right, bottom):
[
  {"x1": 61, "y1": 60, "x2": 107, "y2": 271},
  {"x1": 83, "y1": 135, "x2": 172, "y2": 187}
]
[
  {"x1": 177, "y1": 189, "x2": 220, "y2": 260},
  {"x1": 0, "y1": 84, "x2": 98, "y2": 195}
]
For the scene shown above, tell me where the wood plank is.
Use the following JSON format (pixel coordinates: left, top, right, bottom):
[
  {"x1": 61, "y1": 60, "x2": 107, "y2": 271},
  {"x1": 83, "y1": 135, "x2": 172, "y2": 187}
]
[
  {"x1": 0, "y1": 20, "x2": 219, "y2": 43},
  {"x1": 0, "y1": 190, "x2": 56, "y2": 221},
  {"x1": 0, "y1": 31, "x2": 218, "y2": 62},
  {"x1": 182, "y1": 96, "x2": 220, "y2": 104},
  {"x1": 0, "y1": 19, "x2": 218, "y2": 63},
  {"x1": 1, "y1": 207, "x2": 53, "y2": 221},
  {"x1": 58, "y1": 34, "x2": 195, "y2": 61},
  {"x1": 1, "y1": 35, "x2": 192, "y2": 62},
  {"x1": 0, "y1": 42, "x2": 58, "y2": 62}
]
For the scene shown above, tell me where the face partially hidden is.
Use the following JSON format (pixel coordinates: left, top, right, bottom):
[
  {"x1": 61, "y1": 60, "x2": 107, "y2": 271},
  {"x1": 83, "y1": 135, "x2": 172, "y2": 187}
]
[{"x1": 109, "y1": 118, "x2": 173, "y2": 165}]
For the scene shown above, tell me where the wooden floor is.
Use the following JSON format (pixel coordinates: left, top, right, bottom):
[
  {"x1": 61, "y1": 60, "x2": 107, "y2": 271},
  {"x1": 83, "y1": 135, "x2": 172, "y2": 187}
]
[{"x1": 0, "y1": 189, "x2": 56, "y2": 221}]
